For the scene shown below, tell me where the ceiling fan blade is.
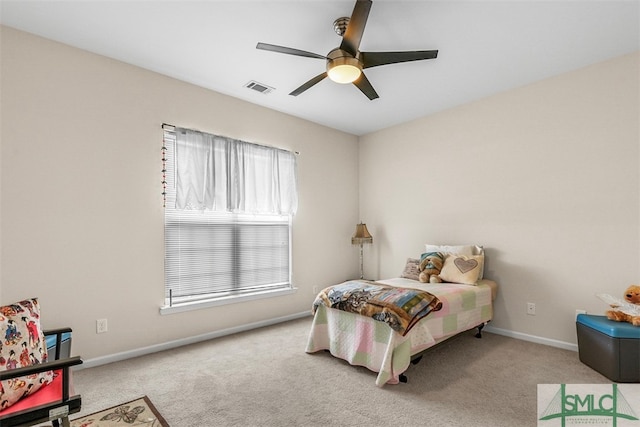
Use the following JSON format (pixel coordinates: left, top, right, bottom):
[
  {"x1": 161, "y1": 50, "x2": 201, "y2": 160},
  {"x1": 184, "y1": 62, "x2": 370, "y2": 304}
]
[
  {"x1": 340, "y1": 0, "x2": 372, "y2": 57},
  {"x1": 353, "y1": 72, "x2": 379, "y2": 100},
  {"x1": 256, "y1": 42, "x2": 326, "y2": 60},
  {"x1": 361, "y1": 50, "x2": 439, "y2": 69},
  {"x1": 289, "y1": 72, "x2": 328, "y2": 96}
]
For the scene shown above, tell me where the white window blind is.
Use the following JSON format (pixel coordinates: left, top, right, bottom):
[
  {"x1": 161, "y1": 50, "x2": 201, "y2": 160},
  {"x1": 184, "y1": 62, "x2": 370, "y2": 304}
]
[{"x1": 163, "y1": 128, "x2": 295, "y2": 307}]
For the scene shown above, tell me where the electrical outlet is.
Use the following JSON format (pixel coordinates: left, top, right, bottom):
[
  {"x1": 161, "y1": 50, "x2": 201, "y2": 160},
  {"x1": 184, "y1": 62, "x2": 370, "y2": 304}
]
[
  {"x1": 96, "y1": 318, "x2": 108, "y2": 334},
  {"x1": 576, "y1": 309, "x2": 587, "y2": 320},
  {"x1": 527, "y1": 302, "x2": 536, "y2": 316}
]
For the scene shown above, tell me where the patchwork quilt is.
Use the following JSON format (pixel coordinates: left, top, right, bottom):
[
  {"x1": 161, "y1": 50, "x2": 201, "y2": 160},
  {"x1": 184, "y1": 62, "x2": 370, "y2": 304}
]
[
  {"x1": 312, "y1": 280, "x2": 443, "y2": 336},
  {"x1": 306, "y1": 278, "x2": 495, "y2": 386}
]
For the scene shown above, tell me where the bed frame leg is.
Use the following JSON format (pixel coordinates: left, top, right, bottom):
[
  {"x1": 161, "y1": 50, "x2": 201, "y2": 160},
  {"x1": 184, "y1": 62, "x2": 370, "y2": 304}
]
[
  {"x1": 411, "y1": 355, "x2": 423, "y2": 365},
  {"x1": 399, "y1": 374, "x2": 408, "y2": 383},
  {"x1": 475, "y1": 323, "x2": 485, "y2": 338}
]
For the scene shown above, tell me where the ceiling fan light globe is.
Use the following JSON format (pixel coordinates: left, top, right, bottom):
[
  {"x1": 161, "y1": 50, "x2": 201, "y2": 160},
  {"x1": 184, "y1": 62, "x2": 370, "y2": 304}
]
[
  {"x1": 328, "y1": 64, "x2": 361, "y2": 84},
  {"x1": 326, "y1": 54, "x2": 362, "y2": 84}
]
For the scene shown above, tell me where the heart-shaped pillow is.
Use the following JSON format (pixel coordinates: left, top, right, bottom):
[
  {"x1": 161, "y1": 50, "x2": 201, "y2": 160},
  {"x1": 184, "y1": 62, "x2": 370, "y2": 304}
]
[{"x1": 440, "y1": 254, "x2": 484, "y2": 285}]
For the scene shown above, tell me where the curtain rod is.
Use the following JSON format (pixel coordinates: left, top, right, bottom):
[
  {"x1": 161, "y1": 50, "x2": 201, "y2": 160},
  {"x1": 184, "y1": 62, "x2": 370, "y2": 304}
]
[{"x1": 161, "y1": 122, "x2": 299, "y2": 155}]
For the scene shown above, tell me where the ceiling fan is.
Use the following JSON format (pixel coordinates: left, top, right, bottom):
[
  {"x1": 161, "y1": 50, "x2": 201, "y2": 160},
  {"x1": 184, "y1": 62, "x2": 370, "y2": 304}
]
[{"x1": 256, "y1": 0, "x2": 438, "y2": 100}]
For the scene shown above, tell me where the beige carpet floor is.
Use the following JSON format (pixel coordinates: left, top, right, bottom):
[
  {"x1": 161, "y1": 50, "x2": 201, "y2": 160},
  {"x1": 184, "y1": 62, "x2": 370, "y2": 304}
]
[{"x1": 66, "y1": 317, "x2": 609, "y2": 426}]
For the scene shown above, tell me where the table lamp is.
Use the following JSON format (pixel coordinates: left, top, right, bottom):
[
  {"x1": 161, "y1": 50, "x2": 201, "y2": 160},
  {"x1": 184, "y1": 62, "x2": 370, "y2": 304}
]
[{"x1": 351, "y1": 222, "x2": 373, "y2": 280}]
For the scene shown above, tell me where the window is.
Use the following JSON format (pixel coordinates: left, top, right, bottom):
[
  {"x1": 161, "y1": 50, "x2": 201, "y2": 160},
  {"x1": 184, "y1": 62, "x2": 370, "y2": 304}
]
[{"x1": 161, "y1": 127, "x2": 297, "y2": 313}]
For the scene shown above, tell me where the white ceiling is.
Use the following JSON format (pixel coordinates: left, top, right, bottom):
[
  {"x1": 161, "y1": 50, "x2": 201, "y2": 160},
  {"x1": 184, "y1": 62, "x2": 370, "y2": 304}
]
[{"x1": 1, "y1": 0, "x2": 638, "y2": 135}]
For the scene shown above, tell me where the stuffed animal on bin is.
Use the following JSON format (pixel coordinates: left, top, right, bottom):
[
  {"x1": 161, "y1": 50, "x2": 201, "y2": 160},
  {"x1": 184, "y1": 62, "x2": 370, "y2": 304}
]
[
  {"x1": 605, "y1": 285, "x2": 640, "y2": 326},
  {"x1": 418, "y1": 252, "x2": 444, "y2": 283}
]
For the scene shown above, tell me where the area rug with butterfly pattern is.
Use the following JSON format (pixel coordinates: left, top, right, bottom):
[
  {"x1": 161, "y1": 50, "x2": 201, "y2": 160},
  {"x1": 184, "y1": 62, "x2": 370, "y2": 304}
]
[{"x1": 67, "y1": 396, "x2": 169, "y2": 427}]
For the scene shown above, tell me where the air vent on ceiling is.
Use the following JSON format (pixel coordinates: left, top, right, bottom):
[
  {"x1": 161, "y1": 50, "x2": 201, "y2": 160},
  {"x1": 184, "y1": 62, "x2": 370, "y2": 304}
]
[{"x1": 245, "y1": 81, "x2": 274, "y2": 94}]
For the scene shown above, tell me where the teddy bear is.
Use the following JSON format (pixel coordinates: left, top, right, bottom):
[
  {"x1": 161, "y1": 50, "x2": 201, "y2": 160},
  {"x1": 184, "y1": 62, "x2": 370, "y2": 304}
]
[
  {"x1": 418, "y1": 252, "x2": 444, "y2": 283},
  {"x1": 605, "y1": 285, "x2": 640, "y2": 326}
]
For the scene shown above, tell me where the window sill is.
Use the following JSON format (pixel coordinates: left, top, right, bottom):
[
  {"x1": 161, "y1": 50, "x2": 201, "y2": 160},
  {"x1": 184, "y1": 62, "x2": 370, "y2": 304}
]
[{"x1": 159, "y1": 287, "x2": 297, "y2": 315}]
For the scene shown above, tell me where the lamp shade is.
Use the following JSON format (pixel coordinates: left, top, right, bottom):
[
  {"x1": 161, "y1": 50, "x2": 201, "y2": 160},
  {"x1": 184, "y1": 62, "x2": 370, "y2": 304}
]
[{"x1": 351, "y1": 222, "x2": 373, "y2": 245}]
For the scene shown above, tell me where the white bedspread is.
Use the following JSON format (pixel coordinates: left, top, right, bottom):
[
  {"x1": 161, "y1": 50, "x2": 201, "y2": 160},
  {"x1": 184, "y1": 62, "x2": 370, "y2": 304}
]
[{"x1": 305, "y1": 278, "x2": 496, "y2": 386}]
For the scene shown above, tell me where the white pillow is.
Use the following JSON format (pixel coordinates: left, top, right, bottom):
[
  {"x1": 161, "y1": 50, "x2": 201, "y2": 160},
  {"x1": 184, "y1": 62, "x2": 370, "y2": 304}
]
[
  {"x1": 424, "y1": 244, "x2": 485, "y2": 278},
  {"x1": 424, "y1": 244, "x2": 483, "y2": 255}
]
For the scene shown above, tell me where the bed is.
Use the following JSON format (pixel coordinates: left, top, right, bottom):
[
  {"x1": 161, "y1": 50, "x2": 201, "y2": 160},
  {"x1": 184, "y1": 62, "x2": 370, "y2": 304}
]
[{"x1": 305, "y1": 255, "x2": 498, "y2": 387}]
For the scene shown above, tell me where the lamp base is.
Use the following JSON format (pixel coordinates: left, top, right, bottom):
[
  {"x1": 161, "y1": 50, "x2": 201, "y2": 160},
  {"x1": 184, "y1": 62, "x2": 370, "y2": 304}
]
[{"x1": 359, "y1": 243, "x2": 364, "y2": 280}]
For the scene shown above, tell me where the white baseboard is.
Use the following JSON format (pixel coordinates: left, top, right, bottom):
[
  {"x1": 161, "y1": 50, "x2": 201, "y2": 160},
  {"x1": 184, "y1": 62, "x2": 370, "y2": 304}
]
[
  {"x1": 79, "y1": 311, "x2": 312, "y2": 370},
  {"x1": 484, "y1": 325, "x2": 578, "y2": 352},
  {"x1": 78, "y1": 313, "x2": 576, "y2": 370}
]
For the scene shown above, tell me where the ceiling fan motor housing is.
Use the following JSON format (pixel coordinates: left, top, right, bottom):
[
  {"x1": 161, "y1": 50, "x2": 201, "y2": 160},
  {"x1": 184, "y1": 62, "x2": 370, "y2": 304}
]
[{"x1": 326, "y1": 48, "x2": 362, "y2": 83}]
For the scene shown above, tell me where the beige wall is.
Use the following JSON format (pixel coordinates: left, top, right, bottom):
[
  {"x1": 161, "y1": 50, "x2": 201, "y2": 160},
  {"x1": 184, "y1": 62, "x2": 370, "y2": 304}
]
[
  {"x1": 0, "y1": 26, "x2": 360, "y2": 360},
  {"x1": 359, "y1": 52, "x2": 640, "y2": 345}
]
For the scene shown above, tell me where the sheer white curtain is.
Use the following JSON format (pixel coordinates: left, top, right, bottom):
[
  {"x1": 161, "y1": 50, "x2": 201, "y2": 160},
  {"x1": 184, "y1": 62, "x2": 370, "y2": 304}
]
[
  {"x1": 164, "y1": 127, "x2": 294, "y2": 307},
  {"x1": 174, "y1": 128, "x2": 297, "y2": 215}
]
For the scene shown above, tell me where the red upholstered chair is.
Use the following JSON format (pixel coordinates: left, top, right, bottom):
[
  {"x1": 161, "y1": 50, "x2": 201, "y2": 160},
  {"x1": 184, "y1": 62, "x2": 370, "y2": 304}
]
[{"x1": 0, "y1": 300, "x2": 83, "y2": 427}]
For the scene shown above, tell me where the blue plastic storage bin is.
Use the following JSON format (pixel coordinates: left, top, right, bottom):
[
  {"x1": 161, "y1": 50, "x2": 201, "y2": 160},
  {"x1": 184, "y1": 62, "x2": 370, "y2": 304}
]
[{"x1": 576, "y1": 314, "x2": 640, "y2": 382}]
